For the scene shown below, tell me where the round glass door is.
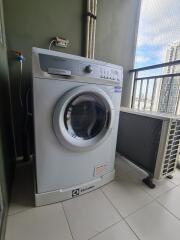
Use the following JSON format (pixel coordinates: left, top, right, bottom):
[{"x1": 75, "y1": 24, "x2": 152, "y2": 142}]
[
  {"x1": 64, "y1": 93, "x2": 109, "y2": 140},
  {"x1": 53, "y1": 86, "x2": 114, "y2": 151}
]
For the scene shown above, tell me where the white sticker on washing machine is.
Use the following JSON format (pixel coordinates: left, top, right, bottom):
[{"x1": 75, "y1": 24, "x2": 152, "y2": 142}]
[
  {"x1": 114, "y1": 86, "x2": 121, "y2": 93},
  {"x1": 94, "y1": 164, "x2": 106, "y2": 177}
]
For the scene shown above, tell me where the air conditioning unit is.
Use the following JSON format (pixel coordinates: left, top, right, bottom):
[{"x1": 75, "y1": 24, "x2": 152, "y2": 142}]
[{"x1": 116, "y1": 107, "x2": 180, "y2": 188}]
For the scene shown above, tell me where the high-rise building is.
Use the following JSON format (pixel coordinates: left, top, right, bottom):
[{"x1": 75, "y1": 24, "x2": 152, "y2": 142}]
[{"x1": 158, "y1": 41, "x2": 180, "y2": 114}]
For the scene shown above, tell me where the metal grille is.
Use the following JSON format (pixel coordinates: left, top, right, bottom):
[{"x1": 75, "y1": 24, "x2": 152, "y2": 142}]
[{"x1": 162, "y1": 120, "x2": 180, "y2": 176}]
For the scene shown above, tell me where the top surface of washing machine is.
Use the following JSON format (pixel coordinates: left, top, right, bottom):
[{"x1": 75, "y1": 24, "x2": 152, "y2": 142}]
[{"x1": 32, "y1": 48, "x2": 123, "y2": 203}]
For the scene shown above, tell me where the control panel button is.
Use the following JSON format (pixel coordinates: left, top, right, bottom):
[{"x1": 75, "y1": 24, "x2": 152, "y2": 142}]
[
  {"x1": 99, "y1": 67, "x2": 121, "y2": 81},
  {"x1": 85, "y1": 65, "x2": 93, "y2": 73}
]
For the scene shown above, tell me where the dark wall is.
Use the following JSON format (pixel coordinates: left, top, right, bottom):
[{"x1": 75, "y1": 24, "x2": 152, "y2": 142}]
[
  {"x1": 0, "y1": 0, "x2": 15, "y2": 239},
  {"x1": 3, "y1": 0, "x2": 141, "y2": 157},
  {"x1": 0, "y1": 37, "x2": 14, "y2": 199},
  {"x1": 0, "y1": 136, "x2": 8, "y2": 240}
]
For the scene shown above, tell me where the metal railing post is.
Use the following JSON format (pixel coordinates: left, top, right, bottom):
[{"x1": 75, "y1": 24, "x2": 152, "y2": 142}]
[
  {"x1": 150, "y1": 78, "x2": 157, "y2": 111},
  {"x1": 144, "y1": 79, "x2": 149, "y2": 110},
  {"x1": 138, "y1": 80, "x2": 143, "y2": 109},
  {"x1": 131, "y1": 71, "x2": 138, "y2": 109}
]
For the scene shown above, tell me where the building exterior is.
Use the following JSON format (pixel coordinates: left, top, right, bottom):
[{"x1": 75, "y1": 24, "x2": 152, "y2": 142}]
[{"x1": 158, "y1": 41, "x2": 180, "y2": 114}]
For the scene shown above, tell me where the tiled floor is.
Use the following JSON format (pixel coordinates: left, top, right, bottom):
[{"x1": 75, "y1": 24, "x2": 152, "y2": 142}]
[{"x1": 5, "y1": 154, "x2": 180, "y2": 240}]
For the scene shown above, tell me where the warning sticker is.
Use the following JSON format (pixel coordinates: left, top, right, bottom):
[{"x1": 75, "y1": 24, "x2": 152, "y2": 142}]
[{"x1": 94, "y1": 164, "x2": 106, "y2": 177}]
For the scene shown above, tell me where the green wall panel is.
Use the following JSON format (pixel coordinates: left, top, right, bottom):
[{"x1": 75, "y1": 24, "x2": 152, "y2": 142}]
[{"x1": 3, "y1": 0, "x2": 84, "y2": 156}]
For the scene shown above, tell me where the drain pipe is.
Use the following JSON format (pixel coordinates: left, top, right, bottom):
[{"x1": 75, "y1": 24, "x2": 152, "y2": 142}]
[
  {"x1": 85, "y1": 0, "x2": 91, "y2": 58},
  {"x1": 88, "y1": 0, "x2": 94, "y2": 58},
  {"x1": 85, "y1": 0, "x2": 97, "y2": 58},
  {"x1": 92, "y1": 0, "x2": 97, "y2": 59}
]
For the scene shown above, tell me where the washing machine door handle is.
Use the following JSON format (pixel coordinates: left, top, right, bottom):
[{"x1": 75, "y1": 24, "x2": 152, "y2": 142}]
[{"x1": 53, "y1": 85, "x2": 115, "y2": 152}]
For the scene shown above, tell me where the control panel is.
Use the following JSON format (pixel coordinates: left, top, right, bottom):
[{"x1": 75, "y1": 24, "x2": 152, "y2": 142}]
[
  {"x1": 81, "y1": 64, "x2": 121, "y2": 82},
  {"x1": 39, "y1": 54, "x2": 122, "y2": 82},
  {"x1": 100, "y1": 67, "x2": 121, "y2": 81}
]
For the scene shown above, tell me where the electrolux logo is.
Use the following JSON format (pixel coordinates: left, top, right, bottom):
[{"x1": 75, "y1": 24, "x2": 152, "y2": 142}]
[
  {"x1": 80, "y1": 185, "x2": 95, "y2": 193},
  {"x1": 72, "y1": 189, "x2": 80, "y2": 197},
  {"x1": 72, "y1": 185, "x2": 95, "y2": 197}
]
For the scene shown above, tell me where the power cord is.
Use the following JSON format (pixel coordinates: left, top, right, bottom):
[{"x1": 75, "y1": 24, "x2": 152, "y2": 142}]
[
  {"x1": 19, "y1": 60, "x2": 23, "y2": 107},
  {"x1": 49, "y1": 39, "x2": 56, "y2": 50}
]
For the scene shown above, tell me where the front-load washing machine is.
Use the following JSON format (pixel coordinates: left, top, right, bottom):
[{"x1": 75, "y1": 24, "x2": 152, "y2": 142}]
[{"x1": 32, "y1": 47, "x2": 123, "y2": 206}]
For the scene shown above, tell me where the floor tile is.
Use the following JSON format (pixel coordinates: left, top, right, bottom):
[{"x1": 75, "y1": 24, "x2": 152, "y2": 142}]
[
  {"x1": 169, "y1": 169, "x2": 180, "y2": 185},
  {"x1": 124, "y1": 168, "x2": 147, "y2": 183},
  {"x1": 116, "y1": 156, "x2": 176, "y2": 199},
  {"x1": 91, "y1": 221, "x2": 138, "y2": 240},
  {"x1": 128, "y1": 166, "x2": 148, "y2": 179},
  {"x1": 102, "y1": 174, "x2": 152, "y2": 218},
  {"x1": 8, "y1": 162, "x2": 34, "y2": 216},
  {"x1": 125, "y1": 167, "x2": 176, "y2": 199},
  {"x1": 127, "y1": 202, "x2": 180, "y2": 240},
  {"x1": 5, "y1": 203, "x2": 72, "y2": 240},
  {"x1": 63, "y1": 189, "x2": 121, "y2": 240},
  {"x1": 115, "y1": 155, "x2": 134, "y2": 177},
  {"x1": 157, "y1": 186, "x2": 180, "y2": 220},
  {"x1": 141, "y1": 178, "x2": 176, "y2": 199}
]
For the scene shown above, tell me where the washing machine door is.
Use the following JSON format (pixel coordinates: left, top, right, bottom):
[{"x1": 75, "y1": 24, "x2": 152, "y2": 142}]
[{"x1": 53, "y1": 85, "x2": 115, "y2": 151}]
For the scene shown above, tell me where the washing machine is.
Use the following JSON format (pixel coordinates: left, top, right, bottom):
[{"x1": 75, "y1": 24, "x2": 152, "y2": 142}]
[{"x1": 32, "y1": 47, "x2": 123, "y2": 206}]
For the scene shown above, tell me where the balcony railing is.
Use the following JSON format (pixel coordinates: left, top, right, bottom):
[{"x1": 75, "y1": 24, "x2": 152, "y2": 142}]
[{"x1": 130, "y1": 60, "x2": 180, "y2": 115}]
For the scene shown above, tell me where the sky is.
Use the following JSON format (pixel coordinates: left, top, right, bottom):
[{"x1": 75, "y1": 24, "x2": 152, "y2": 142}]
[{"x1": 135, "y1": 0, "x2": 180, "y2": 70}]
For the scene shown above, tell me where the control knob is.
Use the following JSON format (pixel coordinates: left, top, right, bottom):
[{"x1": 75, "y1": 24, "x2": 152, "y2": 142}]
[{"x1": 85, "y1": 65, "x2": 93, "y2": 73}]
